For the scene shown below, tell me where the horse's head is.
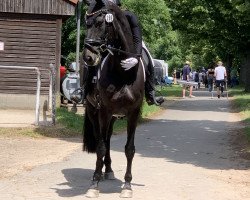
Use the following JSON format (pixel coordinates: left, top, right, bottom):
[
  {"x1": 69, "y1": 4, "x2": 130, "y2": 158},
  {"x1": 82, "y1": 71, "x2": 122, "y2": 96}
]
[
  {"x1": 83, "y1": 1, "x2": 135, "y2": 67},
  {"x1": 83, "y1": 9, "x2": 109, "y2": 66}
]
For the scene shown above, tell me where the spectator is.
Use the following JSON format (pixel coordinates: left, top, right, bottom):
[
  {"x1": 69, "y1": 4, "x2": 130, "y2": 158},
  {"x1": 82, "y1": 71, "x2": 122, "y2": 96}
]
[
  {"x1": 172, "y1": 69, "x2": 177, "y2": 84},
  {"x1": 182, "y1": 61, "x2": 195, "y2": 98},
  {"x1": 176, "y1": 69, "x2": 181, "y2": 79},
  {"x1": 207, "y1": 65, "x2": 215, "y2": 92},
  {"x1": 214, "y1": 61, "x2": 227, "y2": 98}
]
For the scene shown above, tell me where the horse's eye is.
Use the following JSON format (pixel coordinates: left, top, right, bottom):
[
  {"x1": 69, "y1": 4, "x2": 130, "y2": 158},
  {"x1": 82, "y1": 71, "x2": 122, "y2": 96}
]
[
  {"x1": 95, "y1": 16, "x2": 104, "y2": 27},
  {"x1": 85, "y1": 19, "x2": 93, "y2": 28}
]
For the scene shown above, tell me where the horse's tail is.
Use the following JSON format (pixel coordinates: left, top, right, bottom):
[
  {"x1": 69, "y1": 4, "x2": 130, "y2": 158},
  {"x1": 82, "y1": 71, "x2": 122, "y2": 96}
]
[{"x1": 83, "y1": 109, "x2": 97, "y2": 153}]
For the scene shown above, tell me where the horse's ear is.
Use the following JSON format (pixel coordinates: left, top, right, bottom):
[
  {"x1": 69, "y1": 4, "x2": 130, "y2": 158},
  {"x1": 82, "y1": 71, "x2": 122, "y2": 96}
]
[
  {"x1": 85, "y1": 0, "x2": 106, "y2": 14},
  {"x1": 96, "y1": 0, "x2": 106, "y2": 7}
]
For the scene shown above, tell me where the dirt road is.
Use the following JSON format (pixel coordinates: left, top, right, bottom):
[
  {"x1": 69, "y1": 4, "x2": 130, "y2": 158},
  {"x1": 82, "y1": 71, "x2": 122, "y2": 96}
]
[{"x1": 0, "y1": 95, "x2": 249, "y2": 200}]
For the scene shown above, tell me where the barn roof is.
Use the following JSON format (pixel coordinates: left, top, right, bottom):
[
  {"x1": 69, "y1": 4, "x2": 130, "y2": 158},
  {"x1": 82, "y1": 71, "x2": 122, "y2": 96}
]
[{"x1": 0, "y1": 0, "x2": 78, "y2": 16}]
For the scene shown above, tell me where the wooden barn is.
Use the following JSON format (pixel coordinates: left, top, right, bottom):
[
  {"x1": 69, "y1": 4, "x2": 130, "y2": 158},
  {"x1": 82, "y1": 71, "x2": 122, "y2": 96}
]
[{"x1": 0, "y1": 0, "x2": 78, "y2": 109}]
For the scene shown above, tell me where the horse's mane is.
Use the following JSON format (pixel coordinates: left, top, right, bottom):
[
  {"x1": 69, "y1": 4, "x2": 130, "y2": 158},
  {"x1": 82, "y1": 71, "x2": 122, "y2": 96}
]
[
  {"x1": 106, "y1": 3, "x2": 136, "y2": 54},
  {"x1": 86, "y1": 1, "x2": 135, "y2": 54}
]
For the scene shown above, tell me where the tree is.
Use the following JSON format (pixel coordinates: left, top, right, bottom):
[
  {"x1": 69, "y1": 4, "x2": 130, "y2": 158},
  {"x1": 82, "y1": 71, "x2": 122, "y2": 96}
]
[
  {"x1": 166, "y1": 0, "x2": 250, "y2": 91},
  {"x1": 61, "y1": 5, "x2": 87, "y2": 66}
]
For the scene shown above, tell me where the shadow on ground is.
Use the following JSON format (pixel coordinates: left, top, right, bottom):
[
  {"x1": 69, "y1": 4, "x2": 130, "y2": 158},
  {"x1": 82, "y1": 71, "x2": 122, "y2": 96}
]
[{"x1": 52, "y1": 168, "x2": 144, "y2": 197}]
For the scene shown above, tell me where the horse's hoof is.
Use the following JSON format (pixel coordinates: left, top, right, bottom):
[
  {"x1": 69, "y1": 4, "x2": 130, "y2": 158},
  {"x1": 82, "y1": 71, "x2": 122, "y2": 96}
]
[
  {"x1": 104, "y1": 172, "x2": 115, "y2": 180},
  {"x1": 100, "y1": 173, "x2": 105, "y2": 181},
  {"x1": 120, "y1": 189, "x2": 133, "y2": 198},
  {"x1": 85, "y1": 188, "x2": 99, "y2": 198}
]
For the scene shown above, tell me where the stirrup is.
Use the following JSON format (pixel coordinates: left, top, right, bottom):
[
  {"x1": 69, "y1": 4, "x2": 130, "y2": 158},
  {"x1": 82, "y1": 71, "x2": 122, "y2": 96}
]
[
  {"x1": 156, "y1": 96, "x2": 164, "y2": 105},
  {"x1": 70, "y1": 88, "x2": 84, "y2": 104},
  {"x1": 146, "y1": 96, "x2": 164, "y2": 106}
]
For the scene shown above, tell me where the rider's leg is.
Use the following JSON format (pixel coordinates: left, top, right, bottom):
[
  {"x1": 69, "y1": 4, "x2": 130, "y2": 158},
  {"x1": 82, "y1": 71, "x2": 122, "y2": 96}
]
[
  {"x1": 142, "y1": 49, "x2": 164, "y2": 106},
  {"x1": 182, "y1": 86, "x2": 186, "y2": 98},
  {"x1": 216, "y1": 80, "x2": 221, "y2": 98},
  {"x1": 144, "y1": 68, "x2": 164, "y2": 106},
  {"x1": 221, "y1": 81, "x2": 224, "y2": 96}
]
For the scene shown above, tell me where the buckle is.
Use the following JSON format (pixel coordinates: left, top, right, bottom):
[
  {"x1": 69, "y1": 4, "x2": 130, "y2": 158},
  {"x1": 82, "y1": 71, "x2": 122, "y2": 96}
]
[{"x1": 99, "y1": 44, "x2": 106, "y2": 52}]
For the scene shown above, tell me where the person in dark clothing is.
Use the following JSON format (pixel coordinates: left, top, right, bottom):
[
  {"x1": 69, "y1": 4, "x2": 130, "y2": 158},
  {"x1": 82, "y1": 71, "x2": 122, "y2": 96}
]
[
  {"x1": 207, "y1": 65, "x2": 215, "y2": 92},
  {"x1": 113, "y1": 0, "x2": 164, "y2": 105},
  {"x1": 176, "y1": 70, "x2": 181, "y2": 79}
]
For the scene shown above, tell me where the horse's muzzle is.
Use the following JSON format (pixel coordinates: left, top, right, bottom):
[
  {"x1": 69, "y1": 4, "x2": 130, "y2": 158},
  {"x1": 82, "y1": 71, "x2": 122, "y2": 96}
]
[{"x1": 83, "y1": 46, "x2": 101, "y2": 67}]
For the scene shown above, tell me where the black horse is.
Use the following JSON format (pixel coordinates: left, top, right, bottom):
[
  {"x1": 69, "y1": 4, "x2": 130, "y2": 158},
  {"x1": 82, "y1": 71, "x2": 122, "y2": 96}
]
[{"x1": 82, "y1": 1, "x2": 144, "y2": 198}]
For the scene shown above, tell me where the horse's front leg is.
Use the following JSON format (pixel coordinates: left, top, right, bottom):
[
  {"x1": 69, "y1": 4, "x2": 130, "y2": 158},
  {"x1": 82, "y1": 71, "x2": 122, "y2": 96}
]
[
  {"x1": 86, "y1": 138, "x2": 106, "y2": 198},
  {"x1": 86, "y1": 108, "x2": 112, "y2": 198},
  {"x1": 104, "y1": 116, "x2": 116, "y2": 180},
  {"x1": 120, "y1": 108, "x2": 141, "y2": 198}
]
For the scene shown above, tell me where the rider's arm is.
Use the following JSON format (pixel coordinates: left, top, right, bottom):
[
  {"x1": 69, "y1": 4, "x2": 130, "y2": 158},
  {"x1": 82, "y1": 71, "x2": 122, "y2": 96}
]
[{"x1": 123, "y1": 10, "x2": 142, "y2": 55}]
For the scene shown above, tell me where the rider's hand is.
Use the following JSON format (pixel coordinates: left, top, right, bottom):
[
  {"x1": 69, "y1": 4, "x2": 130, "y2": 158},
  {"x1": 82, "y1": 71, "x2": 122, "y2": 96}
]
[{"x1": 121, "y1": 57, "x2": 138, "y2": 71}]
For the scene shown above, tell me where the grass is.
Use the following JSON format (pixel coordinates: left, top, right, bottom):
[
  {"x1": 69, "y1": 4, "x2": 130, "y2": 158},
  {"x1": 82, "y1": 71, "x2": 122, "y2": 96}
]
[
  {"x1": 1, "y1": 84, "x2": 248, "y2": 142},
  {"x1": 155, "y1": 84, "x2": 182, "y2": 98},
  {"x1": 57, "y1": 85, "x2": 182, "y2": 134},
  {"x1": 0, "y1": 84, "x2": 182, "y2": 138},
  {"x1": 230, "y1": 86, "x2": 250, "y2": 141}
]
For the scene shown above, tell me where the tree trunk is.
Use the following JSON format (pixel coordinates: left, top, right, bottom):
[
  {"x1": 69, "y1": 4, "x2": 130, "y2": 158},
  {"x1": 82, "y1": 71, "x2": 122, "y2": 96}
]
[
  {"x1": 243, "y1": 51, "x2": 250, "y2": 92},
  {"x1": 225, "y1": 54, "x2": 233, "y2": 85}
]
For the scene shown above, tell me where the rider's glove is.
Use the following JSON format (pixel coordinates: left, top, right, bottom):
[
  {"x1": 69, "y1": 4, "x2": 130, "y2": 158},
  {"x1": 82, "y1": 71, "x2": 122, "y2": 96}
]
[{"x1": 121, "y1": 57, "x2": 138, "y2": 71}]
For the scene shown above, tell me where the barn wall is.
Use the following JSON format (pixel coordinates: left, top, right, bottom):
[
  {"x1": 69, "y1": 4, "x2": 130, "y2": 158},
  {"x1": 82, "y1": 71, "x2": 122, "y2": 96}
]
[
  {"x1": 0, "y1": 14, "x2": 63, "y2": 110},
  {"x1": 0, "y1": 0, "x2": 75, "y2": 16},
  {"x1": 0, "y1": 15, "x2": 61, "y2": 96}
]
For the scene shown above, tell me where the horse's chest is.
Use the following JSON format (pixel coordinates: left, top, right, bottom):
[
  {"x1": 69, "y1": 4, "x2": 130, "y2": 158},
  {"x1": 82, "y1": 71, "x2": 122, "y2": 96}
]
[{"x1": 100, "y1": 84, "x2": 137, "y2": 106}]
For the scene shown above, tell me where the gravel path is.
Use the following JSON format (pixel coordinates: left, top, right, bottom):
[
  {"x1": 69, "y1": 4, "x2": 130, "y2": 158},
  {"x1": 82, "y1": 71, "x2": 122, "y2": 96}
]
[{"x1": 0, "y1": 94, "x2": 249, "y2": 200}]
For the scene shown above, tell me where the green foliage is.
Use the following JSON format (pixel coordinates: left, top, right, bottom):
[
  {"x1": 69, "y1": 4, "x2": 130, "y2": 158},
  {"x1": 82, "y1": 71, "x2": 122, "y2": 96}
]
[
  {"x1": 166, "y1": 0, "x2": 250, "y2": 69},
  {"x1": 141, "y1": 101, "x2": 161, "y2": 118},
  {"x1": 230, "y1": 87, "x2": 250, "y2": 140},
  {"x1": 56, "y1": 107, "x2": 83, "y2": 132},
  {"x1": 156, "y1": 84, "x2": 182, "y2": 97},
  {"x1": 122, "y1": 0, "x2": 173, "y2": 60},
  {"x1": 56, "y1": 104, "x2": 161, "y2": 135},
  {"x1": 61, "y1": 4, "x2": 87, "y2": 66}
]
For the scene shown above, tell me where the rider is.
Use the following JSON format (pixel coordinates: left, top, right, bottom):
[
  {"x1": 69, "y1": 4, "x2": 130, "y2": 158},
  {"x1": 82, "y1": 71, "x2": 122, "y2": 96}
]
[{"x1": 83, "y1": 0, "x2": 164, "y2": 106}]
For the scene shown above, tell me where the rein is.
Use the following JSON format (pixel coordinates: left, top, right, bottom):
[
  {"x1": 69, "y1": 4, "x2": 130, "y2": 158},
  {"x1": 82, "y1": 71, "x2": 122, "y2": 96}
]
[
  {"x1": 106, "y1": 46, "x2": 141, "y2": 57},
  {"x1": 84, "y1": 39, "x2": 141, "y2": 59},
  {"x1": 85, "y1": 9, "x2": 108, "y2": 17}
]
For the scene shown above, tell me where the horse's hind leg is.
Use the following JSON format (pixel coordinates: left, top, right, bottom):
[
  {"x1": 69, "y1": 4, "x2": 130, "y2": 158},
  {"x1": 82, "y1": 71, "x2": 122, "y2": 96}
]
[
  {"x1": 104, "y1": 116, "x2": 116, "y2": 180},
  {"x1": 120, "y1": 108, "x2": 141, "y2": 198}
]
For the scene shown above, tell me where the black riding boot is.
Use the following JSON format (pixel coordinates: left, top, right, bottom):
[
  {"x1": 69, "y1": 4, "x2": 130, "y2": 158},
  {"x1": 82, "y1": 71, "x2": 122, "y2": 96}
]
[
  {"x1": 70, "y1": 64, "x2": 95, "y2": 103},
  {"x1": 145, "y1": 76, "x2": 164, "y2": 106}
]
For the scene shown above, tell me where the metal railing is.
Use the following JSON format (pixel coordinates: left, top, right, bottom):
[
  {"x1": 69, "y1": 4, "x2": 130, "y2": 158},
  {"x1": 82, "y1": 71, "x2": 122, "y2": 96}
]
[{"x1": 0, "y1": 65, "x2": 55, "y2": 126}]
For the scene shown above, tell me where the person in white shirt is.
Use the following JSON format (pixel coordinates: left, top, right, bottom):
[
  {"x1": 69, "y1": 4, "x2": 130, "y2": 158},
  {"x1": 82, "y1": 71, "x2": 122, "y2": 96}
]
[{"x1": 214, "y1": 61, "x2": 227, "y2": 98}]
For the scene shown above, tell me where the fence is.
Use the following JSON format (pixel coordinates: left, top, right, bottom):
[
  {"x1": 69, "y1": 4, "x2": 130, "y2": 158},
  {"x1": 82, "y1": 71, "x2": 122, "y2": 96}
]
[{"x1": 0, "y1": 65, "x2": 56, "y2": 125}]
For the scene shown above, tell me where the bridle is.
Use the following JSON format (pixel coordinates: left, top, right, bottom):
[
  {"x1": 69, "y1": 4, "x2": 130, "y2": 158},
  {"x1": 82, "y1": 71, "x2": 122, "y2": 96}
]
[{"x1": 84, "y1": 9, "x2": 141, "y2": 67}]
